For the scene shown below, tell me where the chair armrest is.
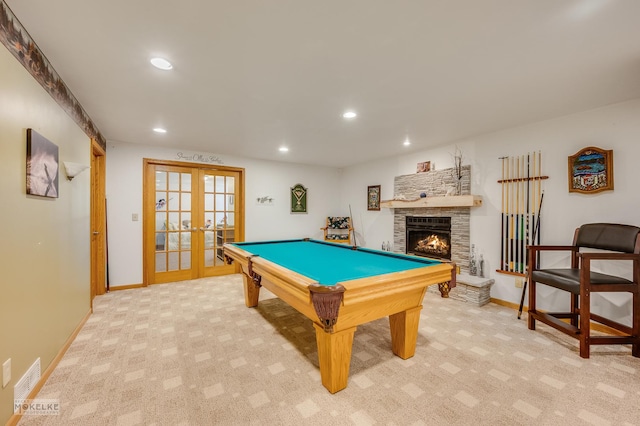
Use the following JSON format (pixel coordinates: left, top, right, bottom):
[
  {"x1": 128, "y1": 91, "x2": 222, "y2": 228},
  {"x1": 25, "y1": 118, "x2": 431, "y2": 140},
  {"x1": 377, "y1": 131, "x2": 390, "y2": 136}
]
[
  {"x1": 578, "y1": 252, "x2": 640, "y2": 261},
  {"x1": 527, "y1": 245, "x2": 577, "y2": 252}
]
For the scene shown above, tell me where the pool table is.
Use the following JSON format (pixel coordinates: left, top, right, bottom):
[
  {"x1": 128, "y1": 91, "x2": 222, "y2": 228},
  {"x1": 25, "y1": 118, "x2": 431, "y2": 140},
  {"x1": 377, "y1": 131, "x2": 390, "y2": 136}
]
[{"x1": 223, "y1": 238, "x2": 455, "y2": 393}]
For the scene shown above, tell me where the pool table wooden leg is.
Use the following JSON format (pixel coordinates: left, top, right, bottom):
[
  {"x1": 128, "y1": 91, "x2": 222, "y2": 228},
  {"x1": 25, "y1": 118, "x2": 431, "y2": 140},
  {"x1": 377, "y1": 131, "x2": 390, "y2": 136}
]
[
  {"x1": 241, "y1": 273, "x2": 261, "y2": 307},
  {"x1": 313, "y1": 324, "x2": 357, "y2": 394},
  {"x1": 389, "y1": 306, "x2": 423, "y2": 359}
]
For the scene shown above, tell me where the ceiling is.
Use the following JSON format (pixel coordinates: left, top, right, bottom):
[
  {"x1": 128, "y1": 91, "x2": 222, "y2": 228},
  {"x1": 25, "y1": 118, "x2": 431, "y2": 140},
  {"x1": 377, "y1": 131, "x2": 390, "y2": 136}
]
[{"x1": 6, "y1": 1, "x2": 640, "y2": 168}]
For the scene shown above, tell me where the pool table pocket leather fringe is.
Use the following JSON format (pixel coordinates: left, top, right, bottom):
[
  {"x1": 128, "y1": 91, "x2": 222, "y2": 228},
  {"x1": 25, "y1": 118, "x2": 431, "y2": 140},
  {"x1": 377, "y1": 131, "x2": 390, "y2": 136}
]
[{"x1": 309, "y1": 284, "x2": 346, "y2": 332}]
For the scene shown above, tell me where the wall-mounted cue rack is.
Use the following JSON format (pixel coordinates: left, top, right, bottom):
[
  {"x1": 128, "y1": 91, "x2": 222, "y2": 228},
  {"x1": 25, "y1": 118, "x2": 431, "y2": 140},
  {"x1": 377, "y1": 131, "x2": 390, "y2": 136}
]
[{"x1": 497, "y1": 151, "x2": 548, "y2": 276}]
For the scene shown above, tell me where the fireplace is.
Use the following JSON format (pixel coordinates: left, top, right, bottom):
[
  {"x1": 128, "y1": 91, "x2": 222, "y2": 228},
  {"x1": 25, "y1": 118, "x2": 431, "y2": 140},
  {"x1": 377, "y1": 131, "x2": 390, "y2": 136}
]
[{"x1": 406, "y1": 216, "x2": 452, "y2": 260}]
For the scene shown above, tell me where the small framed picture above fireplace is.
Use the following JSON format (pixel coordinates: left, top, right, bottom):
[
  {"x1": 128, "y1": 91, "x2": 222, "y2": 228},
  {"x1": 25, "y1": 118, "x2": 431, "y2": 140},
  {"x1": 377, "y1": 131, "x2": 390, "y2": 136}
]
[{"x1": 416, "y1": 161, "x2": 430, "y2": 173}]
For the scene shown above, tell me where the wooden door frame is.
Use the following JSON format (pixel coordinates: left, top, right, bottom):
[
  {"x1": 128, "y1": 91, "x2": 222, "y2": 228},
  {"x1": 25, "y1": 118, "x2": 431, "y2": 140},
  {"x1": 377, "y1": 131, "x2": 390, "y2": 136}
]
[
  {"x1": 142, "y1": 158, "x2": 245, "y2": 285},
  {"x1": 90, "y1": 139, "x2": 107, "y2": 303}
]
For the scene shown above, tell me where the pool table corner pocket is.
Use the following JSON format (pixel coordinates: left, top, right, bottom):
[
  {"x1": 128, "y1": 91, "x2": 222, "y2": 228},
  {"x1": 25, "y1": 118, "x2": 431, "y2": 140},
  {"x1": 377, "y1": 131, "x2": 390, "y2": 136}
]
[{"x1": 309, "y1": 284, "x2": 346, "y2": 332}]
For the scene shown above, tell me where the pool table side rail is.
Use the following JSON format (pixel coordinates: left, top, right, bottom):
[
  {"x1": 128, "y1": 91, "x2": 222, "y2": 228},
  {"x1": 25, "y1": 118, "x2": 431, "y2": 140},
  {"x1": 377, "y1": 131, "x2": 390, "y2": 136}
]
[{"x1": 338, "y1": 263, "x2": 453, "y2": 304}]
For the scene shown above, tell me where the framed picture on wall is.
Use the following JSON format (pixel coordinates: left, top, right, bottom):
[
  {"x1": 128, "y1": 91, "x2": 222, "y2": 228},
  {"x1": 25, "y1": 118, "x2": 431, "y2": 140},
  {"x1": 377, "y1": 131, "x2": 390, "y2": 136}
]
[
  {"x1": 416, "y1": 161, "x2": 431, "y2": 173},
  {"x1": 568, "y1": 146, "x2": 613, "y2": 194},
  {"x1": 291, "y1": 183, "x2": 307, "y2": 213},
  {"x1": 367, "y1": 185, "x2": 381, "y2": 211},
  {"x1": 26, "y1": 129, "x2": 59, "y2": 198}
]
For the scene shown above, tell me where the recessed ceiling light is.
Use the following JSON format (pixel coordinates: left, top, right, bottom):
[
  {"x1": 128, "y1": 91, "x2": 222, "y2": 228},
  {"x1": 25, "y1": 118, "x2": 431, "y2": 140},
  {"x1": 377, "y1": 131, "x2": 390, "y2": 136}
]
[
  {"x1": 403, "y1": 138, "x2": 411, "y2": 146},
  {"x1": 150, "y1": 57, "x2": 173, "y2": 70},
  {"x1": 153, "y1": 127, "x2": 167, "y2": 133},
  {"x1": 279, "y1": 146, "x2": 289, "y2": 152},
  {"x1": 343, "y1": 111, "x2": 357, "y2": 119}
]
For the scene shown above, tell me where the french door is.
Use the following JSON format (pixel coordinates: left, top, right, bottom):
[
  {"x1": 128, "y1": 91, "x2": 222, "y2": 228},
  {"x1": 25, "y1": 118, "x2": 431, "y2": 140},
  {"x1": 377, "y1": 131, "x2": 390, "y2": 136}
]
[{"x1": 144, "y1": 159, "x2": 244, "y2": 284}]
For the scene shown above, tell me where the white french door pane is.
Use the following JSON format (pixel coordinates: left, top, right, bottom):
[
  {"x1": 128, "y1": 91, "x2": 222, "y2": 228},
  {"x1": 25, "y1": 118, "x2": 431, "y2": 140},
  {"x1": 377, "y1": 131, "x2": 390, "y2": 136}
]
[
  {"x1": 204, "y1": 175, "x2": 214, "y2": 192},
  {"x1": 204, "y1": 249, "x2": 214, "y2": 267},
  {"x1": 155, "y1": 252, "x2": 166, "y2": 272},
  {"x1": 181, "y1": 212, "x2": 191, "y2": 227},
  {"x1": 214, "y1": 176, "x2": 224, "y2": 192},
  {"x1": 155, "y1": 171, "x2": 167, "y2": 190},
  {"x1": 168, "y1": 172, "x2": 180, "y2": 190},
  {"x1": 215, "y1": 194, "x2": 225, "y2": 210},
  {"x1": 180, "y1": 231, "x2": 191, "y2": 249},
  {"x1": 226, "y1": 212, "x2": 235, "y2": 228},
  {"x1": 204, "y1": 212, "x2": 214, "y2": 229},
  {"x1": 205, "y1": 193, "x2": 214, "y2": 210},
  {"x1": 168, "y1": 192, "x2": 179, "y2": 210},
  {"x1": 156, "y1": 192, "x2": 167, "y2": 210},
  {"x1": 181, "y1": 193, "x2": 191, "y2": 211},
  {"x1": 181, "y1": 173, "x2": 191, "y2": 191},
  {"x1": 168, "y1": 212, "x2": 179, "y2": 227},
  {"x1": 168, "y1": 252, "x2": 179, "y2": 271},
  {"x1": 181, "y1": 251, "x2": 191, "y2": 269}
]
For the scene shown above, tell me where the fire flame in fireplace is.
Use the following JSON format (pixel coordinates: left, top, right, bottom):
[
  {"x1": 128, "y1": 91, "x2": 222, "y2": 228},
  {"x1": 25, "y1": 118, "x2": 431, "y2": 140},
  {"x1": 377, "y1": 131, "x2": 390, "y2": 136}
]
[{"x1": 415, "y1": 234, "x2": 450, "y2": 255}]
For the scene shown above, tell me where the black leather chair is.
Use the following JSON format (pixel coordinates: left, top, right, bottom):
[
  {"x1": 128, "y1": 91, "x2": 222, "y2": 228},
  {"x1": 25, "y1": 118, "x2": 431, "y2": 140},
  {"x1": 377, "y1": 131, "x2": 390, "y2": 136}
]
[{"x1": 527, "y1": 223, "x2": 640, "y2": 358}]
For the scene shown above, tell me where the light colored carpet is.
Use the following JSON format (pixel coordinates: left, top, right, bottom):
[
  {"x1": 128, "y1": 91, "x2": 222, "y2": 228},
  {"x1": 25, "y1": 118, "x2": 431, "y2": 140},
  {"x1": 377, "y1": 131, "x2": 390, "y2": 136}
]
[{"x1": 18, "y1": 275, "x2": 640, "y2": 426}]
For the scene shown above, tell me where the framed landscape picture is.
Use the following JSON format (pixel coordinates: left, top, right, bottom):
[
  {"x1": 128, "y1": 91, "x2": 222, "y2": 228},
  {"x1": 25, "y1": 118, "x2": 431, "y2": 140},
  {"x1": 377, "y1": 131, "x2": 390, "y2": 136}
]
[
  {"x1": 568, "y1": 146, "x2": 613, "y2": 194},
  {"x1": 367, "y1": 185, "x2": 381, "y2": 211}
]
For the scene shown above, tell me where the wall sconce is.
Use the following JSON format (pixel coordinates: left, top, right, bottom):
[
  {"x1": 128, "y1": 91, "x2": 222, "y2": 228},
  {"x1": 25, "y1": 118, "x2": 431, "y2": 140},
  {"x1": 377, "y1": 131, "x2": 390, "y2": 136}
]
[{"x1": 63, "y1": 161, "x2": 89, "y2": 181}]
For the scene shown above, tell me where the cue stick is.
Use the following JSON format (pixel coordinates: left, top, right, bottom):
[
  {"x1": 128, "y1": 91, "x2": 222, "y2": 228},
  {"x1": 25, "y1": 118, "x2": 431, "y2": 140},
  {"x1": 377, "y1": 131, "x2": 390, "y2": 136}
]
[
  {"x1": 505, "y1": 156, "x2": 510, "y2": 272},
  {"x1": 510, "y1": 156, "x2": 515, "y2": 272},
  {"x1": 515, "y1": 156, "x2": 520, "y2": 273},
  {"x1": 530, "y1": 152, "x2": 537, "y2": 273},
  {"x1": 513, "y1": 156, "x2": 522, "y2": 272},
  {"x1": 525, "y1": 153, "x2": 530, "y2": 275},
  {"x1": 348, "y1": 204, "x2": 357, "y2": 248},
  {"x1": 536, "y1": 151, "x2": 542, "y2": 265},
  {"x1": 516, "y1": 155, "x2": 524, "y2": 272},
  {"x1": 503, "y1": 157, "x2": 510, "y2": 271},
  {"x1": 518, "y1": 190, "x2": 544, "y2": 319},
  {"x1": 500, "y1": 157, "x2": 507, "y2": 272},
  {"x1": 520, "y1": 154, "x2": 525, "y2": 273}
]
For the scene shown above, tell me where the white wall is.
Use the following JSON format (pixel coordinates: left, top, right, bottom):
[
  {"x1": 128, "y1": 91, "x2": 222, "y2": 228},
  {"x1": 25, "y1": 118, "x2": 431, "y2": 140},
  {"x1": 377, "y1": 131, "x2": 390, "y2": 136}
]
[
  {"x1": 106, "y1": 141, "x2": 342, "y2": 287},
  {"x1": 342, "y1": 98, "x2": 640, "y2": 324}
]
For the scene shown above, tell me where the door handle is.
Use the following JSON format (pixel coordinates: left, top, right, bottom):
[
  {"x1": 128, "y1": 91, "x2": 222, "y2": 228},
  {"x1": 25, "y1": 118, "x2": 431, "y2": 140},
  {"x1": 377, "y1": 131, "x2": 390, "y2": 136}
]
[{"x1": 92, "y1": 231, "x2": 99, "y2": 235}]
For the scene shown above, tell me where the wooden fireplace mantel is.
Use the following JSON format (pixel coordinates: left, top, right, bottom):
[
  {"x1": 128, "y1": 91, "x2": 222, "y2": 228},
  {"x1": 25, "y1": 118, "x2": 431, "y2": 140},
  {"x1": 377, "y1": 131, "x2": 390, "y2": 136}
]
[{"x1": 380, "y1": 195, "x2": 482, "y2": 209}]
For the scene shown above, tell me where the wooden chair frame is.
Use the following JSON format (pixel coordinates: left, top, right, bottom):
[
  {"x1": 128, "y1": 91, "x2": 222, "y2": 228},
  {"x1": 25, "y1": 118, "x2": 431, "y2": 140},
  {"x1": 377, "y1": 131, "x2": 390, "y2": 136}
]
[
  {"x1": 527, "y1": 223, "x2": 640, "y2": 358},
  {"x1": 321, "y1": 217, "x2": 353, "y2": 245}
]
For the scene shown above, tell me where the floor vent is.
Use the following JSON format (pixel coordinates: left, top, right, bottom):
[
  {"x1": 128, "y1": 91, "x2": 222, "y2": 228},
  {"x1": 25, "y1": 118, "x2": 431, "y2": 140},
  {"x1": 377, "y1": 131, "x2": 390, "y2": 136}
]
[{"x1": 14, "y1": 358, "x2": 41, "y2": 404}]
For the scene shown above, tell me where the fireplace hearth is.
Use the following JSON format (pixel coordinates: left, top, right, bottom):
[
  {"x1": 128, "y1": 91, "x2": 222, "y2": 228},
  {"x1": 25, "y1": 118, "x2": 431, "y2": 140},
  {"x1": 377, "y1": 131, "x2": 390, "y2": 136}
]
[{"x1": 406, "y1": 216, "x2": 452, "y2": 260}]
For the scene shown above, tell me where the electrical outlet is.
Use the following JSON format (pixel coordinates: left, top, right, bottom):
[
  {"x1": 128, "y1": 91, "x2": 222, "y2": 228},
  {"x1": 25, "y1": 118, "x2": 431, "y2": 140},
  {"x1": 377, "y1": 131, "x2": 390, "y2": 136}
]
[
  {"x1": 515, "y1": 278, "x2": 523, "y2": 288},
  {"x1": 2, "y1": 358, "x2": 10, "y2": 388}
]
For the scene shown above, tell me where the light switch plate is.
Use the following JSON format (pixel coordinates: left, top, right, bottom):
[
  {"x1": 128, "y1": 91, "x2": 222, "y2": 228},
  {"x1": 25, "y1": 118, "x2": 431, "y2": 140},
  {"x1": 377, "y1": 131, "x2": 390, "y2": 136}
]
[
  {"x1": 2, "y1": 358, "x2": 10, "y2": 388},
  {"x1": 132, "y1": 213, "x2": 139, "y2": 221}
]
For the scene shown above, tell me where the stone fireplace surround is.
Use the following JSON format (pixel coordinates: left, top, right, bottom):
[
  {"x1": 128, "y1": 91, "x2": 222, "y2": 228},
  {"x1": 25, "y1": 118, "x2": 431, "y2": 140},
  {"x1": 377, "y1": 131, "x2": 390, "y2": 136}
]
[{"x1": 391, "y1": 165, "x2": 472, "y2": 273}]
